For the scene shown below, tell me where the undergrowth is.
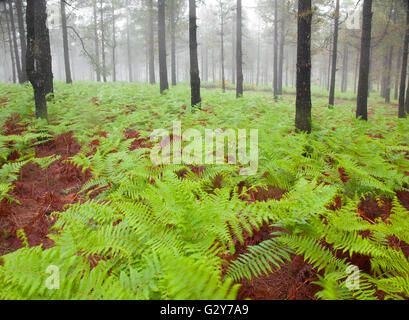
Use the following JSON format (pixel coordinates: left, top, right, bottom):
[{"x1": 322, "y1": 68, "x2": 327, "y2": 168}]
[{"x1": 0, "y1": 82, "x2": 408, "y2": 300}]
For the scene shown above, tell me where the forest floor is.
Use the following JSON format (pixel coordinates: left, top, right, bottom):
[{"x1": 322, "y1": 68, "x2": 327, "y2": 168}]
[{"x1": 0, "y1": 82, "x2": 408, "y2": 300}]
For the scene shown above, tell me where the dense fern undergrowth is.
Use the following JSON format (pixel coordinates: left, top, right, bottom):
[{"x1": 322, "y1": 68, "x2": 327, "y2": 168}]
[{"x1": 0, "y1": 81, "x2": 408, "y2": 300}]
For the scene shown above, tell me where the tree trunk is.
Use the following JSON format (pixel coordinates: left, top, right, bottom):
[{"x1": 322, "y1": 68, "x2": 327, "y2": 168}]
[
  {"x1": 93, "y1": 0, "x2": 101, "y2": 82},
  {"x1": 341, "y1": 45, "x2": 349, "y2": 93},
  {"x1": 112, "y1": 1, "x2": 116, "y2": 82},
  {"x1": 385, "y1": 46, "x2": 393, "y2": 103},
  {"x1": 236, "y1": 0, "x2": 243, "y2": 98},
  {"x1": 220, "y1": 2, "x2": 225, "y2": 92},
  {"x1": 327, "y1": 38, "x2": 332, "y2": 91},
  {"x1": 205, "y1": 41, "x2": 209, "y2": 82},
  {"x1": 395, "y1": 47, "x2": 402, "y2": 101},
  {"x1": 356, "y1": 0, "x2": 373, "y2": 121},
  {"x1": 295, "y1": 0, "x2": 312, "y2": 133},
  {"x1": 8, "y1": 0, "x2": 22, "y2": 83},
  {"x1": 126, "y1": 0, "x2": 133, "y2": 82},
  {"x1": 273, "y1": 0, "x2": 278, "y2": 98},
  {"x1": 189, "y1": 0, "x2": 201, "y2": 108},
  {"x1": 399, "y1": 0, "x2": 409, "y2": 118},
  {"x1": 256, "y1": 27, "x2": 260, "y2": 86},
  {"x1": 148, "y1": 0, "x2": 156, "y2": 84},
  {"x1": 231, "y1": 14, "x2": 236, "y2": 85},
  {"x1": 4, "y1": 1, "x2": 16, "y2": 83},
  {"x1": 170, "y1": 0, "x2": 177, "y2": 86},
  {"x1": 381, "y1": 48, "x2": 388, "y2": 98},
  {"x1": 278, "y1": 5, "x2": 285, "y2": 95},
  {"x1": 329, "y1": 0, "x2": 340, "y2": 107},
  {"x1": 61, "y1": 0, "x2": 72, "y2": 84},
  {"x1": 26, "y1": 0, "x2": 53, "y2": 121},
  {"x1": 158, "y1": 0, "x2": 169, "y2": 94},
  {"x1": 100, "y1": 0, "x2": 107, "y2": 82},
  {"x1": 15, "y1": 0, "x2": 27, "y2": 83},
  {"x1": 212, "y1": 47, "x2": 215, "y2": 83}
]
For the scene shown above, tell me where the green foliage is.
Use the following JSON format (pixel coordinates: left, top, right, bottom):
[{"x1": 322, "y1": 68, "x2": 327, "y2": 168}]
[{"x1": 0, "y1": 82, "x2": 408, "y2": 300}]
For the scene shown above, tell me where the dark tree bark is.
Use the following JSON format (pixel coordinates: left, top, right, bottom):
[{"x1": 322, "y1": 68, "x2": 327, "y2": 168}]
[
  {"x1": 148, "y1": 0, "x2": 156, "y2": 84},
  {"x1": 93, "y1": 0, "x2": 101, "y2": 82},
  {"x1": 15, "y1": 0, "x2": 27, "y2": 83},
  {"x1": 26, "y1": 0, "x2": 53, "y2": 121},
  {"x1": 273, "y1": 0, "x2": 278, "y2": 98},
  {"x1": 126, "y1": 0, "x2": 133, "y2": 82},
  {"x1": 399, "y1": 0, "x2": 409, "y2": 118},
  {"x1": 8, "y1": 0, "x2": 22, "y2": 83},
  {"x1": 170, "y1": 0, "x2": 177, "y2": 86},
  {"x1": 295, "y1": 0, "x2": 312, "y2": 133},
  {"x1": 356, "y1": 0, "x2": 373, "y2": 121},
  {"x1": 158, "y1": 0, "x2": 169, "y2": 94},
  {"x1": 4, "y1": 1, "x2": 16, "y2": 83},
  {"x1": 61, "y1": 0, "x2": 72, "y2": 84},
  {"x1": 189, "y1": 0, "x2": 201, "y2": 108},
  {"x1": 329, "y1": 0, "x2": 340, "y2": 107},
  {"x1": 236, "y1": 0, "x2": 243, "y2": 98}
]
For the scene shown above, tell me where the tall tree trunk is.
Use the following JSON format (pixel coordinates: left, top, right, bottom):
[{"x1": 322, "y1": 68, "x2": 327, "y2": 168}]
[
  {"x1": 327, "y1": 38, "x2": 332, "y2": 91},
  {"x1": 112, "y1": 1, "x2": 116, "y2": 82},
  {"x1": 189, "y1": 0, "x2": 201, "y2": 108},
  {"x1": 100, "y1": 0, "x2": 107, "y2": 82},
  {"x1": 354, "y1": 50, "x2": 359, "y2": 94},
  {"x1": 170, "y1": 0, "x2": 177, "y2": 86},
  {"x1": 381, "y1": 48, "x2": 388, "y2": 98},
  {"x1": 61, "y1": 0, "x2": 72, "y2": 84},
  {"x1": 395, "y1": 47, "x2": 402, "y2": 101},
  {"x1": 212, "y1": 47, "x2": 215, "y2": 83},
  {"x1": 329, "y1": 0, "x2": 340, "y2": 107},
  {"x1": 26, "y1": 0, "x2": 53, "y2": 121},
  {"x1": 93, "y1": 0, "x2": 101, "y2": 82},
  {"x1": 278, "y1": 6, "x2": 285, "y2": 95},
  {"x1": 341, "y1": 45, "x2": 349, "y2": 92},
  {"x1": 126, "y1": 0, "x2": 133, "y2": 82},
  {"x1": 236, "y1": 0, "x2": 243, "y2": 98},
  {"x1": 273, "y1": 0, "x2": 278, "y2": 98},
  {"x1": 148, "y1": 0, "x2": 156, "y2": 84},
  {"x1": 231, "y1": 14, "x2": 236, "y2": 85},
  {"x1": 8, "y1": 0, "x2": 22, "y2": 83},
  {"x1": 220, "y1": 2, "x2": 225, "y2": 92},
  {"x1": 4, "y1": 1, "x2": 16, "y2": 83},
  {"x1": 295, "y1": 0, "x2": 312, "y2": 133},
  {"x1": 256, "y1": 27, "x2": 260, "y2": 86},
  {"x1": 385, "y1": 46, "x2": 393, "y2": 103},
  {"x1": 356, "y1": 0, "x2": 373, "y2": 121},
  {"x1": 15, "y1": 0, "x2": 27, "y2": 83},
  {"x1": 205, "y1": 41, "x2": 209, "y2": 82},
  {"x1": 399, "y1": 0, "x2": 409, "y2": 118},
  {"x1": 158, "y1": 0, "x2": 169, "y2": 94}
]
